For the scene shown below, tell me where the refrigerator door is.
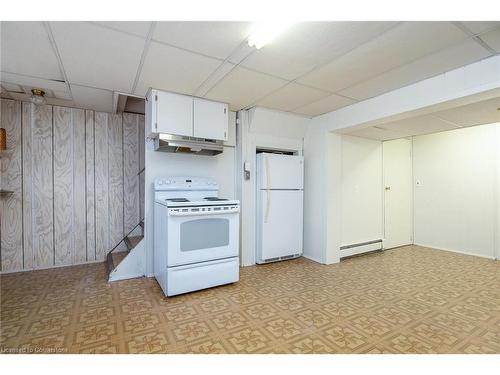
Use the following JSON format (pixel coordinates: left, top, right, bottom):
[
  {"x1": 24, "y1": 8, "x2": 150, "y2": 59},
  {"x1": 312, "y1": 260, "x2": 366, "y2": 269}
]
[
  {"x1": 257, "y1": 190, "x2": 304, "y2": 262},
  {"x1": 257, "y1": 153, "x2": 304, "y2": 190}
]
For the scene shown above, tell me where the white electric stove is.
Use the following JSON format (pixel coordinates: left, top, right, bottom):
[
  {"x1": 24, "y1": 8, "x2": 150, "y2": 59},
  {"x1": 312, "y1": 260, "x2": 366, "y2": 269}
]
[{"x1": 154, "y1": 176, "x2": 240, "y2": 296}]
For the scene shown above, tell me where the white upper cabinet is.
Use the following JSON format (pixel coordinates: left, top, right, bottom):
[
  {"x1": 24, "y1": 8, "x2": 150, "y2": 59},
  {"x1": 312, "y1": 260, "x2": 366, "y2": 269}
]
[
  {"x1": 154, "y1": 90, "x2": 193, "y2": 137},
  {"x1": 147, "y1": 89, "x2": 228, "y2": 141},
  {"x1": 193, "y1": 98, "x2": 228, "y2": 141}
]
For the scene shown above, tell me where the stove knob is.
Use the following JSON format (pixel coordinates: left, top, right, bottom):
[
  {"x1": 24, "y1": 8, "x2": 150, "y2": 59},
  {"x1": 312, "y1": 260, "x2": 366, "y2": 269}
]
[{"x1": 158, "y1": 180, "x2": 163, "y2": 185}]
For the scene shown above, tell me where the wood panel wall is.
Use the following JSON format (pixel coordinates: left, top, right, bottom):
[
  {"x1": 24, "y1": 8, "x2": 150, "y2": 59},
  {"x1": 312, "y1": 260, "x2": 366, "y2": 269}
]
[
  {"x1": 0, "y1": 100, "x2": 22, "y2": 271},
  {"x1": 0, "y1": 99, "x2": 144, "y2": 273}
]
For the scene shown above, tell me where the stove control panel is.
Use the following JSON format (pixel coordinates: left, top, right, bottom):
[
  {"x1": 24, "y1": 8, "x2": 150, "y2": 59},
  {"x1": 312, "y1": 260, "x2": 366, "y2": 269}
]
[
  {"x1": 168, "y1": 204, "x2": 240, "y2": 216},
  {"x1": 155, "y1": 176, "x2": 218, "y2": 191}
]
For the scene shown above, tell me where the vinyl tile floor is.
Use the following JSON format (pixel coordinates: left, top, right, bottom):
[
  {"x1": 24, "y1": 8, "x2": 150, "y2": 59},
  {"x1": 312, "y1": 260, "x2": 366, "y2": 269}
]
[{"x1": 1, "y1": 245, "x2": 499, "y2": 354}]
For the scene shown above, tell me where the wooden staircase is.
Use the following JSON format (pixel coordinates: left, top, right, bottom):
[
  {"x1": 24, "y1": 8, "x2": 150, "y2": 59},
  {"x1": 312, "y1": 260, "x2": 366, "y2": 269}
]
[{"x1": 106, "y1": 220, "x2": 145, "y2": 282}]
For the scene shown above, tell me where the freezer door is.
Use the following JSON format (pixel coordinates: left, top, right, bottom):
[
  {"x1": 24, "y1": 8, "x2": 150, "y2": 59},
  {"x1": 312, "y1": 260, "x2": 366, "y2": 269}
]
[
  {"x1": 257, "y1": 153, "x2": 304, "y2": 190},
  {"x1": 257, "y1": 190, "x2": 303, "y2": 262}
]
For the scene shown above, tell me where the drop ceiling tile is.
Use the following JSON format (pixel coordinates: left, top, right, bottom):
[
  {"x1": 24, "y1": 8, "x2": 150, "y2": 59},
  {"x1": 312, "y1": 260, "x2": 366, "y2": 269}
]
[
  {"x1": 133, "y1": 82, "x2": 152, "y2": 98},
  {"x1": 194, "y1": 61, "x2": 236, "y2": 97},
  {"x1": 298, "y1": 22, "x2": 469, "y2": 93},
  {"x1": 205, "y1": 66, "x2": 287, "y2": 111},
  {"x1": 6, "y1": 91, "x2": 74, "y2": 107},
  {"x1": 460, "y1": 21, "x2": 500, "y2": 35},
  {"x1": 53, "y1": 90, "x2": 73, "y2": 100},
  {"x1": 0, "y1": 83, "x2": 63, "y2": 99},
  {"x1": 48, "y1": 97, "x2": 77, "y2": 106},
  {"x1": 378, "y1": 115, "x2": 459, "y2": 136},
  {"x1": 0, "y1": 88, "x2": 11, "y2": 98},
  {"x1": 3, "y1": 92, "x2": 31, "y2": 102},
  {"x1": 1, "y1": 71, "x2": 67, "y2": 93},
  {"x1": 229, "y1": 43, "x2": 255, "y2": 64},
  {"x1": 91, "y1": 21, "x2": 152, "y2": 38},
  {"x1": 293, "y1": 94, "x2": 356, "y2": 117},
  {"x1": 50, "y1": 22, "x2": 145, "y2": 92},
  {"x1": 479, "y1": 27, "x2": 500, "y2": 53},
  {"x1": 345, "y1": 127, "x2": 407, "y2": 141},
  {"x1": 135, "y1": 41, "x2": 222, "y2": 97},
  {"x1": 0, "y1": 21, "x2": 63, "y2": 80},
  {"x1": 0, "y1": 82, "x2": 23, "y2": 92},
  {"x1": 70, "y1": 84, "x2": 113, "y2": 113},
  {"x1": 153, "y1": 21, "x2": 252, "y2": 59},
  {"x1": 240, "y1": 21, "x2": 397, "y2": 80},
  {"x1": 339, "y1": 38, "x2": 491, "y2": 100},
  {"x1": 256, "y1": 83, "x2": 330, "y2": 112},
  {"x1": 432, "y1": 97, "x2": 500, "y2": 127}
]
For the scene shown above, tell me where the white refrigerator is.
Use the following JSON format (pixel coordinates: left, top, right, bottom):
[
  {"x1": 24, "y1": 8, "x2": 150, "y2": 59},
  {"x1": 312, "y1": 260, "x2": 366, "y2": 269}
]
[{"x1": 256, "y1": 153, "x2": 304, "y2": 264}]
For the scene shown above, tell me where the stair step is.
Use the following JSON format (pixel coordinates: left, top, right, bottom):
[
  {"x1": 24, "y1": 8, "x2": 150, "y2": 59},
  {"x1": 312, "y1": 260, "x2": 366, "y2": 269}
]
[
  {"x1": 106, "y1": 221, "x2": 144, "y2": 282},
  {"x1": 111, "y1": 251, "x2": 129, "y2": 269},
  {"x1": 124, "y1": 237, "x2": 133, "y2": 250},
  {"x1": 106, "y1": 251, "x2": 115, "y2": 275},
  {"x1": 128, "y1": 235, "x2": 143, "y2": 248}
]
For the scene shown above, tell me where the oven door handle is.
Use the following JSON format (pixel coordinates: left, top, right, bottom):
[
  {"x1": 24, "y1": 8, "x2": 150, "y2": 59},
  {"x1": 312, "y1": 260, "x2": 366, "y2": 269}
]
[{"x1": 168, "y1": 208, "x2": 240, "y2": 217}]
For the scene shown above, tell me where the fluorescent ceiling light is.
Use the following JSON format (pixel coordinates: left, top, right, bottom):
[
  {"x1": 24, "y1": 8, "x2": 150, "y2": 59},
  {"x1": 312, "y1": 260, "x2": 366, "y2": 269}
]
[{"x1": 248, "y1": 22, "x2": 294, "y2": 49}]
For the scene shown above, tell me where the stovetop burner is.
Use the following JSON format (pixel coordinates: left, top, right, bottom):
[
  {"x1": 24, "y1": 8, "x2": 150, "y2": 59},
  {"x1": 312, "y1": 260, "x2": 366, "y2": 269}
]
[
  {"x1": 204, "y1": 197, "x2": 229, "y2": 201},
  {"x1": 166, "y1": 198, "x2": 190, "y2": 202}
]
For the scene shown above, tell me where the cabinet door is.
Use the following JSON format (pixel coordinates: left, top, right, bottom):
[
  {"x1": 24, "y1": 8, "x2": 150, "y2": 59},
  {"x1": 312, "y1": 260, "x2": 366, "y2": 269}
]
[
  {"x1": 155, "y1": 91, "x2": 193, "y2": 136},
  {"x1": 193, "y1": 98, "x2": 228, "y2": 141}
]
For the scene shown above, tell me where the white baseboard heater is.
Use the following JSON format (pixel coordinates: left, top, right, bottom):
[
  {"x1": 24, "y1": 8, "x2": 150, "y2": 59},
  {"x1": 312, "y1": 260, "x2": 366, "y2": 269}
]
[{"x1": 340, "y1": 239, "x2": 383, "y2": 258}]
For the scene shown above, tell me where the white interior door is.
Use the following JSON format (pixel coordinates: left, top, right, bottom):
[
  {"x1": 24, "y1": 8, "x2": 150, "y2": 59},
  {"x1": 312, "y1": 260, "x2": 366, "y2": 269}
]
[{"x1": 383, "y1": 139, "x2": 413, "y2": 249}]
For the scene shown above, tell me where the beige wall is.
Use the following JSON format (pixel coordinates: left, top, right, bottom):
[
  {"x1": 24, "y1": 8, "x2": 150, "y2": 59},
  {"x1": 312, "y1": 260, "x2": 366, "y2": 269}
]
[
  {"x1": 0, "y1": 98, "x2": 144, "y2": 273},
  {"x1": 413, "y1": 123, "x2": 499, "y2": 259},
  {"x1": 341, "y1": 135, "x2": 383, "y2": 247}
]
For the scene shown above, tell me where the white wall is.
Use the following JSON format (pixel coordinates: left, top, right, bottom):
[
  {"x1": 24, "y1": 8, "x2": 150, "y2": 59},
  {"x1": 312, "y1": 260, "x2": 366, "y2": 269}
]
[
  {"x1": 325, "y1": 132, "x2": 342, "y2": 264},
  {"x1": 497, "y1": 125, "x2": 500, "y2": 260},
  {"x1": 303, "y1": 118, "x2": 328, "y2": 264},
  {"x1": 303, "y1": 56, "x2": 500, "y2": 264},
  {"x1": 341, "y1": 135, "x2": 383, "y2": 247},
  {"x1": 145, "y1": 107, "x2": 310, "y2": 274},
  {"x1": 304, "y1": 120, "x2": 384, "y2": 264},
  {"x1": 322, "y1": 55, "x2": 500, "y2": 132},
  {"x1": 237, "y1": 107, "x2": 310, "y2": 266},
  {"x1": 303, "y1": 120, "x2": 342, "y2": 264},
  {"x1": 144, "y1": 112, "x2": 237, "y2": 276},
  {"x1": 413, "y1": 123, "x2": 500, "y2": 259},
  {"x1": 303, "y1": 56, "x2": 500, "y2": 265}
]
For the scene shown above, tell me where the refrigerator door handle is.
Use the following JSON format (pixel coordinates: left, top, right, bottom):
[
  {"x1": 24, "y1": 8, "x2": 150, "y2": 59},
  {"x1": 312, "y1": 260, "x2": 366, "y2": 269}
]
[
  {"x1": 265, "y1": 155, "x2": 271, "y2": 189},
  {"x1": 265, "y1": 190, "x2": 271, "y2": 223},
  {"x1": 265, "y1": 156, "x2": 271, "y2": 223}
]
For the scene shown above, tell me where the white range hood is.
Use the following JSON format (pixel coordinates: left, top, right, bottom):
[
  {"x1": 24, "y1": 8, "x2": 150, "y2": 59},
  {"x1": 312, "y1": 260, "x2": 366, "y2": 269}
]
[{"x1": 154, "y1": 133, "x2": 223, "y2": 156}]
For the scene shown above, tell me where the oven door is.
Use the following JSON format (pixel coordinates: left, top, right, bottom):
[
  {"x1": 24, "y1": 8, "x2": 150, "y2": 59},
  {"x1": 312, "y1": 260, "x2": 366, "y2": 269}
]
[{"x1": 167, "y1": 206, "x2": 239, "y2": 267}]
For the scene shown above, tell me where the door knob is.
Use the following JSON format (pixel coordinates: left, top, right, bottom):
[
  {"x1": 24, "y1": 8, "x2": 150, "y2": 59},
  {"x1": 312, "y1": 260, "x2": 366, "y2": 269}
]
[{"x1": 385, "y1": 186, "x2": 391, "y2": 191}]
